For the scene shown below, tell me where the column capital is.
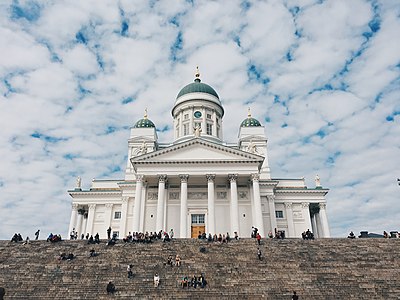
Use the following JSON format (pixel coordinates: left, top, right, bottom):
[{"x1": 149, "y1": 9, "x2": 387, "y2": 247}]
[
  {"x1": 135, "y1": 174, "x2": 144, "y2": 182},
  {"x1": 72, "y1": 203, "x2": 79, "y2": 210},
  {"x1": 122, "y1": 197, "x2": 129, "y2": 203},
  {"x1": 267, "y1": 195, "x2": 275, "y2": 202},
  {"x1": 158, "y1": 174, "x2": 168, "y2": 182},
  {"x1": 88, "y1": 204, "x2": 96, "y2": 210},
  {"x1": 250, "y1": 173, "x2": 260, "y2": 182},
  {"x1": 301, "y1": 202, "x2": 310, "y2": 208},
  {"x1": 105, "y1": 203, "x2": 113, "y2": 208},
  {"x1": 228, "y1": 174, "x2": 238, "y2": 182},
  {"x1": 179, "y1": 174, "x2": 189, "y2": 182},
  {"x1": 319, "y1": 203, "x2": 327, "y2": 210},
  {"x1": 206, "y1": 174, "x2": 216, "y2": 182},
  {"x1": 284, "y1": 202, "x2": 293, "y2": 209}
]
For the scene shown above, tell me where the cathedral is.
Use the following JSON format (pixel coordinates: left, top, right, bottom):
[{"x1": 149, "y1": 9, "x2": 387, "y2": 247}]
[{"x1": 68, "y1": 69, "x2": 330, "y2": 239}]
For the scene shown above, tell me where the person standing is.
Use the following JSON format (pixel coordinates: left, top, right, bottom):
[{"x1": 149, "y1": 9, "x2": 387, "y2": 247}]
[
  {"x1": 107, "y1": 227, "x2": 112, "y2": 240},
  {"x1": 257, "y1": 248, "x2": 262, "y2": 260},
  {"x1": 292, "y1": 291, "x2": 299, "y2": 300},
  {"x1": 34, "y1": 230, "x2": 40, "y2": 240}
]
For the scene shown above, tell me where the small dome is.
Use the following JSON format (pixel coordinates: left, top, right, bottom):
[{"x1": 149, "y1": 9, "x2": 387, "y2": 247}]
[
  {"x1": 134, "y1": 118, "x2": 155, "y2": 128},
  {"x1": 240, "y1": 108, "x2": 262, "y2": 127},
  {"x1": 176, "y1": 67, "x2": 219, "y2": 99},
  {"x1": 134, "y1": 109, "x2": 156, "y2": 128}
]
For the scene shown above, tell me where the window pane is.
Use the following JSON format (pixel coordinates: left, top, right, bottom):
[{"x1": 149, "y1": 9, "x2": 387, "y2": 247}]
[
  {"x1": 275, "y1": 210, "x2": 284, "y2": 218},
  {"x1": 198, "y1": 214, "x2": 205, "y2": 224}
]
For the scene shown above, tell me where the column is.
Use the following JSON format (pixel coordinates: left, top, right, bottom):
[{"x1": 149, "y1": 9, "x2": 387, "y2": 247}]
[
  {"x1": 68, "y1": 203, "x2": 78, "y2": 237},
  {"x1": 207, "y1": 174, "x2": 216, "y2": 235},
  {"x1": 301, "y1": 202, "x2": 312, "y2": 233},
  {"x1": 267, "y1": 195, "x2": 277, "y2": 233},
  {"x1": 156, "y1": 175, "x2": 167, "y2": 231},
  {"x1": 179, "y1": 174, "x2": 189, "y2": 238},
  {"x1": 104, "y1": 204, "x2": 113, "y2": 229},
  {"x1": 285, "y1": 202, "x2": 295, "y2": 238},
  {"x1": 311, "y1": 214, "x2": 319, "y2": 238},
  {"x1": 76, "y1": 212, "x2": 83, "y2": 236},
  {"x1": 212, "y1": 110, "x2": 217, "y2": 136},
  {"x1": 81, "y1": 212, "x2": 88, "y2": 236},
  {"x1": 132, "y1": 175, "x2": 144, "y2": 232},
  {"x1": 229, "y1": 174, "x2": 240, "y2": 235},
  {"x1": 251, "y1": 173, "x2": 265, "y2": 237},
  {"x1": 86, "y1": 204, "x2": 96, "y2": 236},
  {"x1": 319, "y1": 203, "x2": 331, "y2": 237},
  {"x1": 120, "y1": 197, "x2": 129, "y2": 238}
]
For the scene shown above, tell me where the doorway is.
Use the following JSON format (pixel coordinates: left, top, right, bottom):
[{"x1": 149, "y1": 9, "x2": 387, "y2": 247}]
[{"x1": 191, "y1": 214, "x2": 205, "y2": 238}]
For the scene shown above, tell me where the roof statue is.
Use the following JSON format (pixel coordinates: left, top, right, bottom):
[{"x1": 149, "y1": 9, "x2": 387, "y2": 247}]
[
  {"x1": 194, "y1": 124, "x2": 202, "y2": 137},
  {"x1": 76, "y1": 176, "x2": 81, "y2": 189},
  {"x1": 315, "y1": 175, "x2": 321, "y2": 187}
]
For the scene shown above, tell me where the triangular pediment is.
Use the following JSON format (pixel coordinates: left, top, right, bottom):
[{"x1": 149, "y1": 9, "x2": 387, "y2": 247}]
[{"x1": 131, "y1": 138, "x2": 264, "y2": 164}]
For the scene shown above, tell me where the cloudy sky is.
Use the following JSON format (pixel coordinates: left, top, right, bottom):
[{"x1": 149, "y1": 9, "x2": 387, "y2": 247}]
[{"x1": 0, "y1": 0, "x2": 399, "y2": 239}]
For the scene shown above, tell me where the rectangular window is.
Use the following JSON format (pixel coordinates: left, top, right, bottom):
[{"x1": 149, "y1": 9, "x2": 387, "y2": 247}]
[
  {"x1": 184, "y1": 114, "x2": 189, "y2": 120},
  {"x1": 206, "y1": 113, "x2": 212, "y2": 119},
  {"x1": 191, "y1": 214, "x2": 205, "y2": 224},
  {"x1": 275, "y1": 210, "x2": 284, "y2": 218},
  {"x1": 183, "y1": 123, "x2": 189, "y2": 135},
  {"x1": 206, "y1": 123, "x2": 212, "y2": 135},
  {"x1": 114, "y1": 211, "x2": 121, "y2": 219}
]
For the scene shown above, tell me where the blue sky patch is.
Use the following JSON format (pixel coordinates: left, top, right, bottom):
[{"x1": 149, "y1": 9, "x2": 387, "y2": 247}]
[
  {"x1": 170, "y1": 31, "x2": 183, "y2": 61},
  {"x1": 10, "y1": 0, "x2": 41, "y2": 22},
  {"x1": 122, "y1": 97, "x2": 134, "y2": 104}
]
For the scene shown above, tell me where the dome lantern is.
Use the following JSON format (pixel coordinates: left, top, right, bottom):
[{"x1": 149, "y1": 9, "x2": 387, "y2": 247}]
[
  {"x1": 240, "y1": 107, "x2": 262, "y2": 127},
  {"x1": 134, "y1": 108, "x2": 156, "y2": 128}
]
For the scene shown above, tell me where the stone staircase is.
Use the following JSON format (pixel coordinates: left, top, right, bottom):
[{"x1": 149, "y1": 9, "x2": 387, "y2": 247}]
[{"x1": 0, "y1": 238, "x2": 399, "y2": 299}]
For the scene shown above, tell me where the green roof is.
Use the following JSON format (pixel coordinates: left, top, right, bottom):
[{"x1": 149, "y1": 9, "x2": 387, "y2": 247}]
[
  {"x1": 134, "y1": 118, "x2": 155, "y2": 128},
  {"x1": 240, "y1": 117, "x2": 262, "y2": 127},
  {"x1": 177, "y1": 80, "x2": 219, "y2": 99}
]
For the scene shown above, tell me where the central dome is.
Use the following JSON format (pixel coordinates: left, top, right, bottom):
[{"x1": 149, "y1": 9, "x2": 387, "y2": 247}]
[{"x1": 176, "y1": 79, "x2": 219, "y2": 99}]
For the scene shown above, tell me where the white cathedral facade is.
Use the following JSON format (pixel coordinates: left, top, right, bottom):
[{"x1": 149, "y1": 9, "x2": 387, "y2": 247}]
[{"x1": 68, "y1": 70, "x2": 330, "y2": 239}]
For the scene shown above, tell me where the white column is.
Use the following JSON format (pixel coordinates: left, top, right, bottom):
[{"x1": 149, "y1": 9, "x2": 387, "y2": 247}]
[
  {"x1": 76, "y1": 212, "x2": 83, "y2": 236},
  {"x1": 104, "y1": 204, "x2": 113, "y2": 229},
  {"x1": 229, "y1": 174, "x2": 240, "y2": 235},
  {"x1": 81, "y1": 213, "x2": 88, "y2": 236},
  {"x1": 68, "y1": 203, "x2": 78, "y2": 237},
  {"x1": 311, "y1": 214, "x2": 319, "y2": 238},
  {"x1": 156, "y1": 175, "x2": 167, "y2": 231},
  {"x1": 120, "y1": 197, "x2": 129, "y2": 238},
  {"x1": 251, "y1": 173, "x2": 265, "y2": 237},
  {"x1": 301, "y1": 202, "x2": 312, "y2": 233},
  {"x1": 267, "y1": 195, "x2": 277, "y2": 233},
  {"x1": 179, "y1": 174, "x2": 189, "y2": 238},
  {"x1": 86, "y1": 204, "x2": 96, "y2": 235},
  {"x1": 212, "y1": 110, "x2": 217, "y2": 136},
  {"x1": 319, "y1": 203, "x2": 331, "y2": 237},
  {"x1": 285, "y1": 202, "x2": 295, "y2": 238},
  {"x1": 206, "y1": 174, "x2": 216, "y2": 235},
  {"x1": 132, "y1": 175, "x2": 144, "y2": 233}
]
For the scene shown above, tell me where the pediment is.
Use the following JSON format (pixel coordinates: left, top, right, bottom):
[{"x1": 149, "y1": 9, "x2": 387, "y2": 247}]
[{"x1": 131, "y1": 138, "x2": 264, "y2": 164}]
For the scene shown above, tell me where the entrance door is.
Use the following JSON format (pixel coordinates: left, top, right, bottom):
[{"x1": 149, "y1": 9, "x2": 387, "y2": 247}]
[{"x1": 191, "y1": 214, "x2": 205, "y2": 238}]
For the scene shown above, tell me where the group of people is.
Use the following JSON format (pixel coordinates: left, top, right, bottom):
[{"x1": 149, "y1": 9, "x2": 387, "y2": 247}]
[
  {"x1": 180, "y1": 274, "x2": 207, "y2": 289},
  {"x1": 198, "y1": 232, "x2": 239, "y2": 243},
  {"x1": 301, "y1": 229, "x2": 314, "y2": 240},
  {"x1": 59, "y1": 252, "x2": 75, "y2": 261},
  {"x1": 47, "y1": 233, "x2": 62, "y2": 243},
  {"x1": 166, "y1": 254, "x2": 181, "y2": 267},
  {"x1": 121, "y1": 229, "x2": 174, "y2": 244}
]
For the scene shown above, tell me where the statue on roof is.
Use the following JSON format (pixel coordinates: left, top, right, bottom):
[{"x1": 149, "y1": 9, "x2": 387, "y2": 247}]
[
  {"x1": 76, "y1": 176, "x2": 81, "y2": 189},
  {"x1": 194, "y1": 124, "x2": 202, "y2": 137},
  {"x1": 315, "y1": 175, "x2": 321, "y2": 187},
  {"x1": 139, "y1": 141, "x2": 148, "y2": 154},
  {"x1": 246, "y1": 140, "x2": 258, "y2": 154}
]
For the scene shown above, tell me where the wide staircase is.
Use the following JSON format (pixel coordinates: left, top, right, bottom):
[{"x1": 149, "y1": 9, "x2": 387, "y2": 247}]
[{"x1": 0, "y1": 238, "x2": 399, "y2": 299}]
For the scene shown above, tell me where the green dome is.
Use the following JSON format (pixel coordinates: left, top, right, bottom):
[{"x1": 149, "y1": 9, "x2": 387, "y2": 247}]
[
  {"x1": 240, "y1": 117, "x2": 262, "y2": 127},
  {"x1": 134, "y1": 118, "x2": 155, "y2": 128},
  {"x1": 177, "y1": 79, "x2": 219, "y2": 99}
]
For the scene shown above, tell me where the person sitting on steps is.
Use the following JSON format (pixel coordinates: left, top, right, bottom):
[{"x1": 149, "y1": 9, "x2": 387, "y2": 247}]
[
  {"x1": 106, "y1": 281, "x2": 116, "y2": 294},
  {"x1": 154, "y1": 273, "x2": 160, "y2": 287},
  {"x1": 175, "y1": 254, "x2": 181, "y2": 267}
]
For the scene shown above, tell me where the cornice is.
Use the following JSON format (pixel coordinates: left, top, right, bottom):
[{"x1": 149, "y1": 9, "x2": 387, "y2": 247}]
[{"x1": 275, "y1": 188, "x2": 329, "y2": 195}]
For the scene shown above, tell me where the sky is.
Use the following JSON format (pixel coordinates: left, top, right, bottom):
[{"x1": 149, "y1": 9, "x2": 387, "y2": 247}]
[{"x1": 0, "y1": 0, "x2": 399, "y2": 239}]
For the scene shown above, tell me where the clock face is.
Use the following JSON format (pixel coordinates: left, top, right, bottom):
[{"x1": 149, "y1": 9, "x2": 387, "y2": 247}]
[{"x1": 194, "y1": 111, "x2": 202, "y2": 118}]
